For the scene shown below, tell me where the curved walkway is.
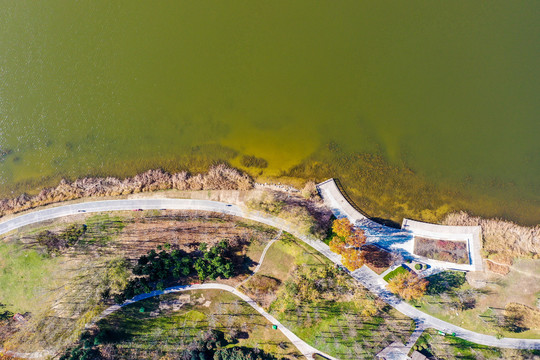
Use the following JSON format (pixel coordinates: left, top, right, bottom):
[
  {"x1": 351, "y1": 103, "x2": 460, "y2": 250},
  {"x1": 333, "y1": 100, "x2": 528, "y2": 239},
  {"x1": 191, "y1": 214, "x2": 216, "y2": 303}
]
[
  {"x1": 1, "y1": 198, "x2": 540, "y2": 351},
  {"x1": 237, "y1": 230, "x2": 282, "y2": 288},
  {"x1": 318, "y1": 179, "x2": 482, "y2": 272},
  {"x1": 90, "y1": 283, "x2": 336, "y2": 360}
]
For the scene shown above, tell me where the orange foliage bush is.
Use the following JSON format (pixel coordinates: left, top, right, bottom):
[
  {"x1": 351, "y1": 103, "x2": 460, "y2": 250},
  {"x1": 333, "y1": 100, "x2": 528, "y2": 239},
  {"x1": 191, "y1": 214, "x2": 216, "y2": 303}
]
[
  {"x1": 347, "y1": 230, "x2": 366, "y2": 248},
  {"x1": 341, "y1": 248, "x2": 364, "y2": 271},
  {"x1": 332, "y1": 217, "x2": 353, "y2": 239},
  {"x1": 329, "y1": 237, "x2": 346, "y2": 255},
  {"x1": 387, "y1": 271, "x2": 428, "y2": 301}
]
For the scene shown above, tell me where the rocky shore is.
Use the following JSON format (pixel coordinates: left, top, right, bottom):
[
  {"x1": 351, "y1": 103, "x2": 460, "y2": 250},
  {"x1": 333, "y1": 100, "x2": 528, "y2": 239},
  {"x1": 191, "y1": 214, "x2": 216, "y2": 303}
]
[{"x1": 0, "y1": 164, "x2": 253, "y2": 218}]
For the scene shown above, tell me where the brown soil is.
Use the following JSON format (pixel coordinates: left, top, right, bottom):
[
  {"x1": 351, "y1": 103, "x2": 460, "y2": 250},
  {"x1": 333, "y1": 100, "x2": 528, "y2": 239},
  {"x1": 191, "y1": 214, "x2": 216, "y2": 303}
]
[
  {"x1": 486, "y1": 260, "x2": 510, "y2": 275},
  {"x1": 490, "y1": 253, "x2": 514, "y2": 266},
  {"x1": 111, "y1": 211, "x2": 264, "y2": 261},
  {"x1": 362, "y1": 244, "x2": 393, "y2": 275}
]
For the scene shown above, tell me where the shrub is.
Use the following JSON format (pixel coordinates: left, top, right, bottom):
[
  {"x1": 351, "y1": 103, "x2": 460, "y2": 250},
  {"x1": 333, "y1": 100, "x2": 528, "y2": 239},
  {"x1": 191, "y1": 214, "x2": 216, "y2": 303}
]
[
  {"x1": 426, "y1": 271, "x2": 466, "y2": 295},
  {"x1": 300, "y1": 181, "x2": 318, "y2": 200},
  {"x1": 387, "y1": 272, "x2": 428, "y2": 300},
  {"x1": 244, "y1": 275, "x2": 281, "y2": 295},
  {"x1": 36, "y1": 224, "x2": 87, "y2": 254},
  {"x1": 194, "y1": 240, "x2": 234, "y2": 281},
  {"x1": 415, "y1": 264, "x2": 422, "y2": 270},
  {"x1": 414, "y1": 237, "x2": 469, "y2": 264},
  {"x1": 502, "y1": 303, "x2": 540, "y2": 331},
  {"x1": 246, "y1": 191, "x2": 285, "y2": 215}
]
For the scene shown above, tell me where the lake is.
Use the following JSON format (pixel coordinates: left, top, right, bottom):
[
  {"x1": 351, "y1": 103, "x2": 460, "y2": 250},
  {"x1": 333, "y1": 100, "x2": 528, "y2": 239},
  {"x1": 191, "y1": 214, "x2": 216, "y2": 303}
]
[{"x1": 0, "y1": 1, "x2": 538, "y2": 224}]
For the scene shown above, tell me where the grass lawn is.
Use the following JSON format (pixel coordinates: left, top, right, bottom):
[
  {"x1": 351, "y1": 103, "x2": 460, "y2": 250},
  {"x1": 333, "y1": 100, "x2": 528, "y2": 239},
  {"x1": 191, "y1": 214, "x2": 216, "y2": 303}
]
[
  {"x1": 240, "y1": 222, "x2": 279, "y2": 274},
  {"x1": 383, "y1": 265, "x2": 409, "y2": 282},
  {"x1": 412, "y1": 266, "x2": 540, "y2": 339},
  {"x1": 247, "y1": 234, "x2": 414, "y2": 359},
  {"x1": 254, "y1": 232, "x2": 331, "y2": 283},
  {"x1": 0, "y1": 243, "x2": 57, "y2": 314},
  {"x1": 96, "y1": 289, "x2": 301, "y2": 359},
  {"x1": 412, "y1": 328, "x2": 540, "y2": 359},
  {"x1": 0, "y1": 211, "x2": 283, "y2": 353},
  {"x1": 274, "y1": 301, "x2": 413, "y2": 359}
]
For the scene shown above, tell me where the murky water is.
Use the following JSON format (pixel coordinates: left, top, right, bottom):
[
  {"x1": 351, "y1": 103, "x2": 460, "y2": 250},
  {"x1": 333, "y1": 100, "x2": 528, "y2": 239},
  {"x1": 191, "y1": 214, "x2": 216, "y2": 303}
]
[{"x1": 0, "y1": 1, "x2": 538, "y2": 223}]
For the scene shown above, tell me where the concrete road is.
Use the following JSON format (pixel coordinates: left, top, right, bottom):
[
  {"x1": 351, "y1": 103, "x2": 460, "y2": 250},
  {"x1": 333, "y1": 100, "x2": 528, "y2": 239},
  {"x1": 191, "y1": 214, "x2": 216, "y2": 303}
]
[{"x1": 1, "y1": 198, "x2": 540, "y2": 350}]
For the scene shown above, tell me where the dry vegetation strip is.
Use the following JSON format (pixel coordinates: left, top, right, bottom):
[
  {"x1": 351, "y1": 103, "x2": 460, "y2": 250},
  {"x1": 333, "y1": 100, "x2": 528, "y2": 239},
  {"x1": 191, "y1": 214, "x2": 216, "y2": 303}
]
[
  {"x1": 0, "y1": 164, "x2": 253, "y2": 217},
  {"x1": 443, "y1": 211, "x2": 540, "y2": 257}
]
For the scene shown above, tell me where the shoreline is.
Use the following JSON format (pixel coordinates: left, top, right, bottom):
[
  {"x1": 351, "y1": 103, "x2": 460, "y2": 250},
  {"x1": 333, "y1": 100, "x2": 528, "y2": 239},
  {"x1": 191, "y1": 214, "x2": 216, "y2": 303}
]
[
  {"x1": 0, "y1": 165, "x2": 538, "y2": 259},
  {"x1": 1, "y1": 198, "x2": 539, "y2": 351}
]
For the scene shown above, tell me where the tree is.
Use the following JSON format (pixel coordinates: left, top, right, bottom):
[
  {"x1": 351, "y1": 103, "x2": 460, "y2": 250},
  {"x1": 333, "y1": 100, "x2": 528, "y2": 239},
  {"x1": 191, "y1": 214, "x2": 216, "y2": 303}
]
[
  {"x1": 454, "y1": 289, "x2": 477, "y2": 311},
  {"x1": 352, "y1": 287, "x2": 383, "y2": 316},
  {"x1": 341, "y1": 248, "x2": 364, "y2": 271},
  {"x1": 332, "y1": 218, "x2": 353, "y2": 239},
  {"x1": 346, "y1": 230, "x2": 366, "y2": 248},
  {"x1": 195, "y1": 241, "x2": 234, "y2": 281},
  {"x1": 329, "y1": 236, "x2": 346, "y2": 255},
  {"x1": 425, "y1": 271, "x2": 466, "y2": 295},
  {"x1": 387, "y1": 271, "x2": 428, "y2": 300}
]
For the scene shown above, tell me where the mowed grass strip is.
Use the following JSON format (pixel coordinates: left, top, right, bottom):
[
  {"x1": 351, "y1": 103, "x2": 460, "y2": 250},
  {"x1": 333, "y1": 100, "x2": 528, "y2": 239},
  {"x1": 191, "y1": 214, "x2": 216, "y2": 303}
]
[
  {"x1": 0, "y1": 242, "x2": 57, "y2": 313},
  {"x1": 383, "y1": 265, "x2": 409, "y2": 282},
  {"x1": 255, "y1": 232, "x2": 331, "y2": 282}
]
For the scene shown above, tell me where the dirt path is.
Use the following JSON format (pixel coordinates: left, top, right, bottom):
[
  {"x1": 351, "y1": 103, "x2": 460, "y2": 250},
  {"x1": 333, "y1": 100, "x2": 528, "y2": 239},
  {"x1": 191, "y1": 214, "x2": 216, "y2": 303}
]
[{"x1": 486, "y1": 259, "x2": 540, "y2": 279}]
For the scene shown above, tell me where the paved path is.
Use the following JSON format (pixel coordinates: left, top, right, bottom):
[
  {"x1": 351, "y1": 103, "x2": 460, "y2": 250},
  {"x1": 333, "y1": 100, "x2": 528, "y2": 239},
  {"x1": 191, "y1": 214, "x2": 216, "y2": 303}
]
[
  {"x1": 351, "y1": 266, "x2": 540, "y2": 349},
  {"x1": 1, "y1": 198, "x2": 540, "y2": 351},
  {"x1": 90, "y1": 283, "x2": 337, "y2": 360},
  {"x1": 318, "y1": 179, "x2": 482, "y2": 272},
  {"x1": 237, "y1": 230, "x2": 282, "y2": 288},
  {"x1": 404, "y1": 322, "x2": 425, "y2": 353}
]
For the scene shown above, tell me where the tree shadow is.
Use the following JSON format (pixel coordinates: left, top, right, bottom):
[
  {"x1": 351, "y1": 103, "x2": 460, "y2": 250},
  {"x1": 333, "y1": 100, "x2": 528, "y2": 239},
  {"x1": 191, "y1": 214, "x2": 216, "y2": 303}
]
[{"x1": 369, "y1": 217, "x2": 401, "y2": 229}]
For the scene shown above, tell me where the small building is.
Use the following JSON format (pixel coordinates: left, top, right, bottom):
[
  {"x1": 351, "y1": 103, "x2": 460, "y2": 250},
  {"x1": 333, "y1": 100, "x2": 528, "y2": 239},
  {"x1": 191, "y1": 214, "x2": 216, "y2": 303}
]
[
  {"x1": 410, "y1": 351, "x2": 428, "y2": 360},
  {"x1": 376, "y1": 341, "x2": 411, "y2": 360}
]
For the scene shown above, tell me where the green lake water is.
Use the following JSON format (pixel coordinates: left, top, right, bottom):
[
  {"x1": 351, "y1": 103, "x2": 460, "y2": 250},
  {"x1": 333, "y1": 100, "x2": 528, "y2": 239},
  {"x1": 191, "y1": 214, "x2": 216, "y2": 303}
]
[{"x1": 0, "y1": 1, "x2": 538, "y2": 224}]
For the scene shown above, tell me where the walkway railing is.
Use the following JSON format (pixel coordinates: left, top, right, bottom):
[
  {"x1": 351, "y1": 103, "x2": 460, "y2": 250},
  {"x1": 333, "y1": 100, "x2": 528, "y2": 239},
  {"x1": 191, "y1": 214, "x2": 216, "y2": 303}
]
[{"x1": 332, "y1": 178, "x2": 372, "y2": 219}]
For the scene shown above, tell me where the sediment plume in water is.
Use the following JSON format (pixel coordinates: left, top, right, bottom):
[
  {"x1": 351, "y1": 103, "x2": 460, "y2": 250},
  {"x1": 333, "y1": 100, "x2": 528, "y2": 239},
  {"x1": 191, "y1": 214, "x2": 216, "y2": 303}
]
[{"x1": 0, "y1": 164, "x2": 253, "y2": 217}]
